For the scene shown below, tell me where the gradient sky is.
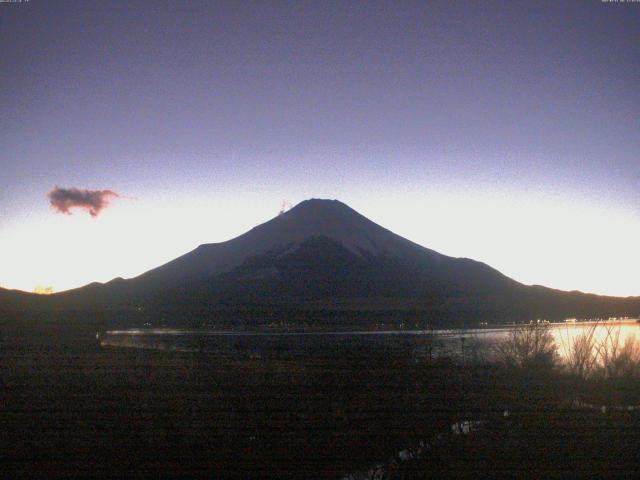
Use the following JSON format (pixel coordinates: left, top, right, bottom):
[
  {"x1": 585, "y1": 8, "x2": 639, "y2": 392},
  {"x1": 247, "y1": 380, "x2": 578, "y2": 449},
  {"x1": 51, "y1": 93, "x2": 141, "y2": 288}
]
[{"x1": 1, "y1": 0, "x2": 639, "y2": 296}]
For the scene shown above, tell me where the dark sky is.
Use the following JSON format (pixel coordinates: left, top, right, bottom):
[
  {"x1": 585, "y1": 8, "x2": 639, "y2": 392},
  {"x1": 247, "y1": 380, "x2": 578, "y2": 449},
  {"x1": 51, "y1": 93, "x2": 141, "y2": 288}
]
[{"x1": 1, "y1": 0, "x2": 639, "y2": 295}]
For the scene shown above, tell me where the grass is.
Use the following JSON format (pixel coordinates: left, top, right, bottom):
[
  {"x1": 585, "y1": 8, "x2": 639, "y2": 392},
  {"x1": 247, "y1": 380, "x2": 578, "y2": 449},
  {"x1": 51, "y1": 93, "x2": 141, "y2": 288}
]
[
  {"x1": 1, "y1": 318, "x2": 462, "y2": 478},
  {"x1": 3, "y1": 316, "x2": 640, "y2": 478}
]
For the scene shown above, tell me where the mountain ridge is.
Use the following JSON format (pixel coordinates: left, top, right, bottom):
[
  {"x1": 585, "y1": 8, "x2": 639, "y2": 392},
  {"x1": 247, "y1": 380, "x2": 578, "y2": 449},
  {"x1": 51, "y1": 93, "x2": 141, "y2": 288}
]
[{"x1": 2, "y1": 198, "x2": 639, "y2": 326}]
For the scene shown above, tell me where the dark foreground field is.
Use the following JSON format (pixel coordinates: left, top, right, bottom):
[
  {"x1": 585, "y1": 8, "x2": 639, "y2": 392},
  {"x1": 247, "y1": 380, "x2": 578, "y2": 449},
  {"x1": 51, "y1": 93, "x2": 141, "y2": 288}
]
[{"x1": 2, "y1": 315, "x2": 640, "y2": 478}]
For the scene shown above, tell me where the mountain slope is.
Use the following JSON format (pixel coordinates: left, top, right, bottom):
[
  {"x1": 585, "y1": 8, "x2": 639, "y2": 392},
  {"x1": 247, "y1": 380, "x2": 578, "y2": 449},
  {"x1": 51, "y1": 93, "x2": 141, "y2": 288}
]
[
  {"x1": 125, "y1": 199, "x2": 524, "y2": 303},
  {"x1": 134, "y1": 199, "x2": 447, "y2": 288}
]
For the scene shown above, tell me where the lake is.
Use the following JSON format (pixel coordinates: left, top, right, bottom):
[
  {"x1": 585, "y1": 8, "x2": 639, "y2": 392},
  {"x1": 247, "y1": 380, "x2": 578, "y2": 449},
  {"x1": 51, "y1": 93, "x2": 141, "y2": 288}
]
[{"x1": 99, "y1": 321, "x2": 640, "y2": 361}]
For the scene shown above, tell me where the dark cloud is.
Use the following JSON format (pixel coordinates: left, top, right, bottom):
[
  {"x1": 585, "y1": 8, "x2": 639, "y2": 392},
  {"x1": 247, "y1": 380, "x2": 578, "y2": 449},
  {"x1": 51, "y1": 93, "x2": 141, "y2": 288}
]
[{"x1": 48, "y1": 187, "x2": 120, "y2": 217}]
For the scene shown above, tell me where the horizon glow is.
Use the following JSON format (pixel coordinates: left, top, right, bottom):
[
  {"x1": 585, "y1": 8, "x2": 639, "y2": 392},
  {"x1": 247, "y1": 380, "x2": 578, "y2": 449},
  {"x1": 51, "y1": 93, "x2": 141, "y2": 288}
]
[{"x1": 1, "y1": 189, "x2": 640, "y2": 298}]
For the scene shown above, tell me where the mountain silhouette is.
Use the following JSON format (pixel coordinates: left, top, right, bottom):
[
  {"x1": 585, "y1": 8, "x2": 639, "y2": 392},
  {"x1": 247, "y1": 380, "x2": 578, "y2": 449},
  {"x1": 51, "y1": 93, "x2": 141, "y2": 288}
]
[
  {"x1": 3, "y1": 199, "x2": 640, "y2": 326},
  {"x1": 133, "y1": 198, "x2": 506, "y2": 289}
]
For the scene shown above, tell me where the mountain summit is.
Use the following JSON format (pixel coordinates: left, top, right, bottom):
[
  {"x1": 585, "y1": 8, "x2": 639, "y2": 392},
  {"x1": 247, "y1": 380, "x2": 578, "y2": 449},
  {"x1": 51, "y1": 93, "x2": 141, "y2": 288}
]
[{"x1": 135, "y1": 198, "x2": 444, "y2": 289}]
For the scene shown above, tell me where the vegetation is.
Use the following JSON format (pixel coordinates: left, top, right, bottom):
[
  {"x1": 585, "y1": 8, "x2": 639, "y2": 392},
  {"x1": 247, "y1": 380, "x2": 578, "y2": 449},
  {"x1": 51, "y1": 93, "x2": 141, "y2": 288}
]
[
  {"x1": 1, "y1": 313, "x2": 460, "y2": 478},
  {"x1": 560, "y1": 322, "x2": 640, "y2": 382},
  {"x1": 351, "y1": 321, "x2": 640, "y2": 478},
  {"x1": 494, "y1": 321, "x2": 558, "y2": 371},
  {"x1": 3, "y1": 313, "x2": 640, "y2": 478}
]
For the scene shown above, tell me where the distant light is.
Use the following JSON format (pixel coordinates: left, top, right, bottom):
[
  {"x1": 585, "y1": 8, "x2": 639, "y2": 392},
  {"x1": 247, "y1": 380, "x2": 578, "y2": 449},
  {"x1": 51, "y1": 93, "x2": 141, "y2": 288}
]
[{"x1": 33, "y1": 286, "x2": 54, "y2": 295}]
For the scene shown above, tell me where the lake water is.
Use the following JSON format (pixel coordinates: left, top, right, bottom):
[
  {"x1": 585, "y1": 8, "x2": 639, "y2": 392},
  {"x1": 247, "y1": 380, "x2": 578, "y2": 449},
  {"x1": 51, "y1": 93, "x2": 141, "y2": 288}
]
[{"x1": 99, "y1": 321, "x2": 640, "y2": 360}]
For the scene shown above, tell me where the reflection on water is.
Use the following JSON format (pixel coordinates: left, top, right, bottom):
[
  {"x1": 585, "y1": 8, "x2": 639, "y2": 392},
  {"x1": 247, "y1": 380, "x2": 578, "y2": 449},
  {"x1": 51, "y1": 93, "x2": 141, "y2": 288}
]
[
  {"x1": 472, "y1": 322, "x2": 640, "y2": 361},
  {"x1": 551, "y1": 323, "x2": 640, "y2": 358},
  {"x1": 100, "y1": 321, "x2": 640, "y2": 360}
]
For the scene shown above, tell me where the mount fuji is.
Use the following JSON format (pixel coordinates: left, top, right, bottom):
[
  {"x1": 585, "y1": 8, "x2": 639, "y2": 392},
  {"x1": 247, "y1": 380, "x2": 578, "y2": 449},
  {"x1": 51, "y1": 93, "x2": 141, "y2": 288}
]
[{"x1": 3, "y1": 199, "x2": 639, "y2": 326}]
